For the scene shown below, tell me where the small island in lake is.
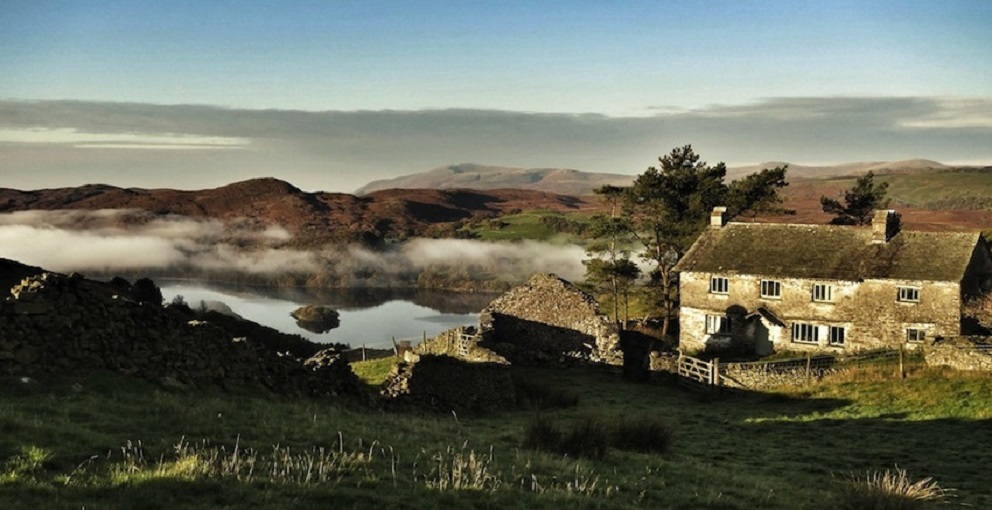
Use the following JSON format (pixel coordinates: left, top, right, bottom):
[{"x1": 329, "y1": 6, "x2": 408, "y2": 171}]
[{"x1": 291, "y1": 305, "x2": 341, "y2": 334}]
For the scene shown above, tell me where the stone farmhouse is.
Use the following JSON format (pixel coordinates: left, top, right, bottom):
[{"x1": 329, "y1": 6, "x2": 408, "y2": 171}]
[{"x1": 674, "y1": 207, "x2": 992, "y2": 354}]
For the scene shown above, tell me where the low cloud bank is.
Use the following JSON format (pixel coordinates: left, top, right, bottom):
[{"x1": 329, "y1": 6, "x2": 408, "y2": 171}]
[{"x1": 0, "y1": 210, "x2": 587, "y2": 284}]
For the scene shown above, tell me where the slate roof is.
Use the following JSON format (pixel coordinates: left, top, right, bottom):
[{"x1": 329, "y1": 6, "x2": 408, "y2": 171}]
[{"x1": 674, "y1": 222, "x2": 981, "y2": 283}]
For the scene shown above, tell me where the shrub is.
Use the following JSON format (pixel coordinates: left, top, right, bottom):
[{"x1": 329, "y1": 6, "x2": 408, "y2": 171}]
[
  {"x1": 513, "y1": 376, "x2": 579, "y2": 410},
  {"x1": 131, "y1": 277, "x2": 163, "y2": 305},
  {"x1": 609, "y1": 417, "x2": 673, "y2": 454},
  {"x1": 835, "y1": 467, "x2": 949, "y2": 510},
  {"x1": 558, "y1": 417, "x2": 610, "y2": 460}
]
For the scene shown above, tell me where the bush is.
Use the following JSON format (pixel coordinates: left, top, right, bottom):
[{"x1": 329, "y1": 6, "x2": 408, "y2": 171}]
[
  {"x1": 522, "y1": 414, "x2": 671, "y2": 460},
  {"x1": 610, "y1": 417, "x2": 673, "y2": 454},
  {"x1": 513, "y1": 376, "x2": 579, "y2": 410},
  {"x1": 835, "y1": 467, "x2": 949, "y2": 510},
  {"x1": 131, "y1": 277, "x2": 163, "y2": 304}
]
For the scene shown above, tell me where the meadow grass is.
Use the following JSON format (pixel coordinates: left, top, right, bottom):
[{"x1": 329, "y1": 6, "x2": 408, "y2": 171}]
[
  {"x1": 1, "y1": 364, "x2": 990, "y2": 509},
  {"x1": 466, "y1": 210, "x2": 592, "y2": 243}
]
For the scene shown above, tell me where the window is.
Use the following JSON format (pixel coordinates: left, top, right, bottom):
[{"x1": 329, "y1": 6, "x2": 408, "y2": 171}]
[
  {"x1": 706, "y1": 314, "x2": 731, "y2": 335},
  {"x1": 710, "y1": 276, "x2": 729, "y2": 294},
  {"x1": 792, "y1": 322, "x2": 819, "y2": 344},
  {"x1": 906, "y1": 328, "x2": 926, "y2": 343},
  {"x1": 812, "y1": 284, "x2": 834, "y2": 302},
  {"x1": 897, "y1": 286, "x2": 920, "y2": 303},
  {"x1": 760, "y1": 280, "x2": 782, "y2": 299},
  {"x1": 828, "y1": 326, "x2": 846, "y2": 346}
]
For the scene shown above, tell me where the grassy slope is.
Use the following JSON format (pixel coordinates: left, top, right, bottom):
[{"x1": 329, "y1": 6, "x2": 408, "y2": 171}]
[
  {"x1": 465, "y1": 210, "x2": 592, "y2": 243},
  {"x1": 818, "y1": 170, "x2": 992, "y2": 210},
  {"x1": 2, "y1": 364, "x2": 990, "y2": 509}
]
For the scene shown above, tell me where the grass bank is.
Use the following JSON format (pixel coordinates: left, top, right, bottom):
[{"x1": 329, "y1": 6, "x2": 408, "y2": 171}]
[{"x1": 2, "y1": 364, "x2": 989, "y2": 509}]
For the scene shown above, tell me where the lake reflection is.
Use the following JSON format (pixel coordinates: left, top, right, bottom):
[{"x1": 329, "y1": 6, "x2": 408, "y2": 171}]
[{"x1": 161, "y1": 283, "x2": 495, "y2": 349}]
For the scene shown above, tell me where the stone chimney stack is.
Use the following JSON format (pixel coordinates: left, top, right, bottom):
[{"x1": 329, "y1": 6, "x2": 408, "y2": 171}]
[
  {"x1": 871, "y1": 210, "x2": 901, "y2": 243},
  {"x1": 710, "y1": 206, "x2": 728, "y2": 228}
]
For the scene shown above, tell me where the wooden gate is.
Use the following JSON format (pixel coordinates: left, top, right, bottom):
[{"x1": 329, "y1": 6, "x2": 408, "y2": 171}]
[{"x1": 676, "y1": 352, "x2": 723, "y2": 391}]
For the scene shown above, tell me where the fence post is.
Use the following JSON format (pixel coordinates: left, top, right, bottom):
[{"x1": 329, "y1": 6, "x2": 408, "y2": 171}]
[
  {"x1": 805, "y1": 352, "x2": 812, "y2": 385},
  {"x1": 362, "y1": 344, "x2": 367, "y2": 362},
  {"x1": 712, "y1": 357, "x2": 720, "y2": 387},
  {"x1": 899, "y1": 344, "x2": 906, "y2": 380}
]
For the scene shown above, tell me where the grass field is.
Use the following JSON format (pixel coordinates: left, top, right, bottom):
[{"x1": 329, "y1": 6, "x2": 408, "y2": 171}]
[
  {"x1": 465, "y1": 210, "x2": 593, "y2": 243},
  {"x1": 821, "y1": 170, "x2": 992, "y2": 210},
  {"x1": 2, "y1": 364, "x2": 989, "y2": 509}
]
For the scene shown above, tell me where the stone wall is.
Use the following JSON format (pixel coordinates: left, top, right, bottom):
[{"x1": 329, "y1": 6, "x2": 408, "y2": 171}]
[
  {"x1": 0, "y1": 272, "x2": 364, "y2": 399},
  {"x1": 412, "y1": 326, "x2": 508, "y2": 364},
  {"x1": 923, "y1": 336, "x2": 992, "y2": 371},
  {"x1": 380, "y1": 355, "x2": 516, "y2": 414},
  {"x1": 478, "y1": 273, "x2": 621, "y2": 365}
]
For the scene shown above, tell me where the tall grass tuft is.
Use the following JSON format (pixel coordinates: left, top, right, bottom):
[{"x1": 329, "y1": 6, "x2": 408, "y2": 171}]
[
  {"x1": 836, "y1": 466, "x2": 950, "y2": 510},
  {"x1": 420, "y1": 443, "x2": 501, "y2": 492},
  {"x1": 513, "y1": 376, "x2": 580, "y2": 410},
  {"x1": 609, "y1": 417, "x2": 673, "y2": 454},
  {"x1": 522, "y1": 415, "x2": 609, "y2": 460}
]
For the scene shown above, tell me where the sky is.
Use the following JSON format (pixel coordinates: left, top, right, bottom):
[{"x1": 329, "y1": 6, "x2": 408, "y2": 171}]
[{"x1": 1, "y1": 0, "x2": 991, "y2": 192}]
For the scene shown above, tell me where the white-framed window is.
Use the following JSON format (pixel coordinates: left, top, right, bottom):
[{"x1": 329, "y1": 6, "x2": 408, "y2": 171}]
[
  {"x1": 828, "y1": 326, "x2": 846, "y2": 346},
  {"x1": 705, "y1": 314, "x2": 731, "y2": 335},
  {"x1": 897, "y1": 286, "x2": 921, "y2": 303},
  {"x1": 710, "y1": 276, "x2": 729, "y2": 294},
  {"x1": 906, "y1": 328, "x2": 926, "y2": 343},
  {"x1": 760, "y1": 280, "x2": 782, "y2": 299},
  {"x1": 812, "y1": 284, "x2": 834, "y2": 302},
  {"x1": 792, "y1": 322, "x2": 819, "y2": 344}
]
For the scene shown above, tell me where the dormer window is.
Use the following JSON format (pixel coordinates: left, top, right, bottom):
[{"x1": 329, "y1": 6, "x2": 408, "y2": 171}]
[
  {"x1": 897, "y1": 286, "x2": 920, "y2": 303},
  {"x1": 812, "y1": 284, "x2": 834, "y2": 303},
  {"x1": 760, "y1": 280, "x2": 781, "y2": 299},
  {"x1": 710, "y1": 276, "x2": 729, "y2": 294}
]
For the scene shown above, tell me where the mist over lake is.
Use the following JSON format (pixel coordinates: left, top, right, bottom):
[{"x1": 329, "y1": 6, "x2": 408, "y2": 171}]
[{"x1": 161, "y1": 282, "x2": 493, "y2": 350}]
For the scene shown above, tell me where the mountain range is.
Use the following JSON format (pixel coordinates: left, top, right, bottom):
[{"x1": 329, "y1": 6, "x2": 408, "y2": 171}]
[{"x1": 357, "y1": 159, "x2": 958, "y2": 195}]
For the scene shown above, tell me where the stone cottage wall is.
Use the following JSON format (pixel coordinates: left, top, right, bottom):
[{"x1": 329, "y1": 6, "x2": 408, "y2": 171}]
[{"x1": 679, "y1": 271, "x2": 961, "y2": 354}]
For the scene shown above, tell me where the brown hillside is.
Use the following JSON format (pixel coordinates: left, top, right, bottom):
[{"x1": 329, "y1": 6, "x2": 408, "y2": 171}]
[{"x1": 0, "y1": 178, "x2": 596, "y2": 243}]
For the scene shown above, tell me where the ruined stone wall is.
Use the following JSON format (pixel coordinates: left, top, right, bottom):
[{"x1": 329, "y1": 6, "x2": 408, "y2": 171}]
[
  {"x1": 679, "y1": 271, "x2": 961, "y2": 354},
  {"x1": 380, "y1": 355, "x2": 516, "y2": 414},
  {"x1": 0, "y1": 273, "x2": 363, "y2": 398},
  {"x1": 479, "y1": 273, "x2": 620, "y2": 364},
  {"x1": 923, "y1": 336, "x2": 992, "y2": 371},
  {"x1": 412, "y1": 326, "x2": 508, "y2": 364}
]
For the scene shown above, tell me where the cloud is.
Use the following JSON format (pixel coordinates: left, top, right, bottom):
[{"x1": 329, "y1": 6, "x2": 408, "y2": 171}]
[
  {"x1": 0, "y1": 210, "x2": 587, "y2": 283},
  {"x1": 0, "y1": 210, "x2": 311, "y2": 274},
  {"x1": 0, "y1": 127, "x2": 250, "y2": 150},
  {"x1": 0, "y1": 97, "x2": 990, "y2": 193}
]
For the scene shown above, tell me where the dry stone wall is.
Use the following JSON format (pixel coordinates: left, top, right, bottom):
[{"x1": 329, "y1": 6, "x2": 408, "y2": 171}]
[
  {"x1": 380, "y1": 355, "x2": 516, "y2": 414},
  {"x1": 924, "y1": 336, "x2": 992, "y2": 371},
  {"x1": 0, "y1": 272, "x2": 364, "y2": 398}
]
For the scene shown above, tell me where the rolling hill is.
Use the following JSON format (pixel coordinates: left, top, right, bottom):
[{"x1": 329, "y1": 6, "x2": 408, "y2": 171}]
[
  {"x1": 0, "y1": 178, "x2": 597, "y2": 245},
  {"x1": 354, "y1": 163, "x2": 633, "y2": 195}
]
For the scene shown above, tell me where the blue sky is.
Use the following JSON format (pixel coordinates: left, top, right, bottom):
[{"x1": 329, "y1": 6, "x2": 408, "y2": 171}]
[{"x1": 1, "y1": 1, "x2": 991, "y2": 191}]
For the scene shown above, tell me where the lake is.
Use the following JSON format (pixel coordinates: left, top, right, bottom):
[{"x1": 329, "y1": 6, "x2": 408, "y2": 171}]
[{"x1": 160, "y1": 282, "x2": 496, "y2": 350}]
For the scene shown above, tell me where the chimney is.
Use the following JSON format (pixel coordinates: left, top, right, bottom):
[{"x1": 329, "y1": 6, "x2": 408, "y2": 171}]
[
  {"x1": 710, "y1": 206, "x2": 728, "y2": 228},
  {"x1": 871, "y1": 210, "x2": 901, "y2": 243}
]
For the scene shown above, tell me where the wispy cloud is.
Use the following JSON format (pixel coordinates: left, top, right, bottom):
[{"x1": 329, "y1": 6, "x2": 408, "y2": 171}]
[
  {"x1": 0, "y1": 97, "x2": 989, "y2": 193},
  {"x1": 0, "y1": 210, "x2": 587, "y2": 283},
  {"x1": 0, "y1": 127, "x2": 249, "y2": 150}
]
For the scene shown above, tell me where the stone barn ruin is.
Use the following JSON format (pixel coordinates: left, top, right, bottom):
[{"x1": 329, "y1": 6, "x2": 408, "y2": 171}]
[{"x1": 476, "y1": 273, "x2": 621, "y2": 364}]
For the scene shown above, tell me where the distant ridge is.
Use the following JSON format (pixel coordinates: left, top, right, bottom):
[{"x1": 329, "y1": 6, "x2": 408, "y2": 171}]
[
  {"x1": 357, "y1": 160, "x2": 963, "y2": 195},
  {"x1": 725, "y1": 159, "x2": 951, "y2": 181},
  {"x1": 355, "y1": 164, "x2": 633, "y2": 195}
]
